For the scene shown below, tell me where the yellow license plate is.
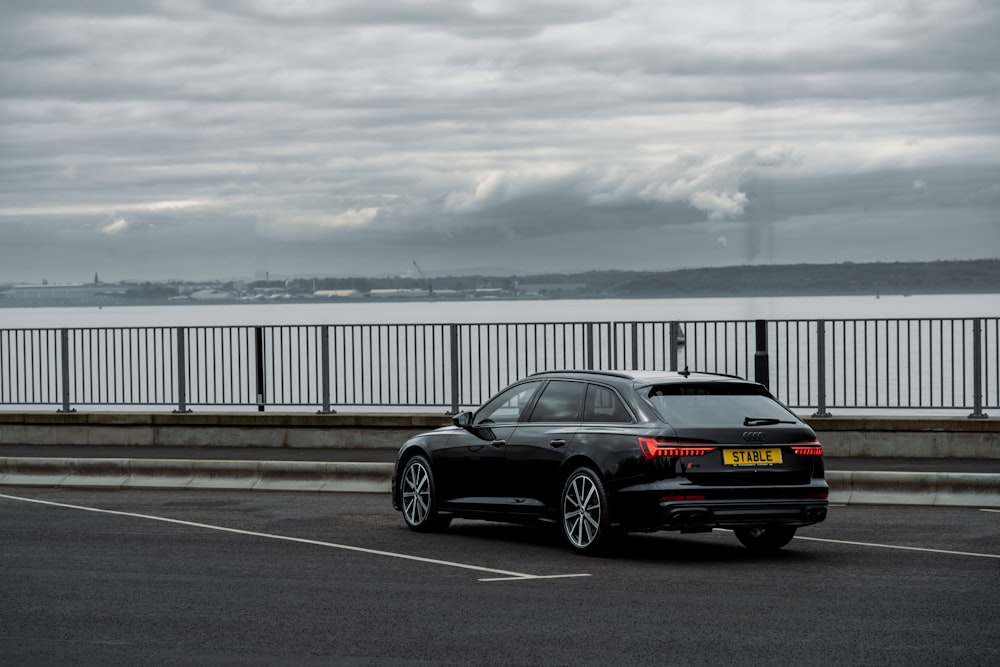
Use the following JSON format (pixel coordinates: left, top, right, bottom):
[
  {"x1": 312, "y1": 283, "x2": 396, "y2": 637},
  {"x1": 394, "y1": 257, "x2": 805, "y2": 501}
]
[{"x1": 724, "y1": 448, "x2": 783, "y2": 466}]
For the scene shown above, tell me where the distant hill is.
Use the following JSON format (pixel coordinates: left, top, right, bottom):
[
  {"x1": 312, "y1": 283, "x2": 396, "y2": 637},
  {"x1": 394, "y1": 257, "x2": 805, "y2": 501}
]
[
  {"x1": 593, "y1": 259, "x2": 1000, "y2": 298},
  {"x1": 312, "y1": 259, "x2": 1000, "y2": 298}
]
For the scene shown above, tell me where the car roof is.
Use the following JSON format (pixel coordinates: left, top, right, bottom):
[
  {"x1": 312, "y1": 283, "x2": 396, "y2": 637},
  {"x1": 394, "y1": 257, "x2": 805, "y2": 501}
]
[{"x1": 528, "y1": 369, "x2": 751, "y2": 386}]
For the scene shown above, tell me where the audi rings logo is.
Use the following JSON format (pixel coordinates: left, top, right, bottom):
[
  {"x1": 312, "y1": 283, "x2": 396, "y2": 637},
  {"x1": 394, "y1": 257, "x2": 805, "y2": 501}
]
[{"x1": 742, "y1": 431, "x2": 766, "y2": 442}]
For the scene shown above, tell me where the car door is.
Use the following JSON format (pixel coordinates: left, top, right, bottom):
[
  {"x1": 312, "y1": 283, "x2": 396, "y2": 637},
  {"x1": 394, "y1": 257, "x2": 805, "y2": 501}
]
[
  {"x1": 504, "y1": 379, "x2": 587, "y2": 514},
  {"x1": 433, "y1": 380, "x2": 543, "y2": 511}
]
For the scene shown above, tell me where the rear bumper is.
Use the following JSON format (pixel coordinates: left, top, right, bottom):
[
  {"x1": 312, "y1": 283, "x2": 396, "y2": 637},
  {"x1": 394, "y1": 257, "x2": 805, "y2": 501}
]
[
  {"x1": 658, "y1": 499, "x2": 829, "y2": 530},
  {"x1": 612, "y1": 479, "x2": 829, "y2": 531}
]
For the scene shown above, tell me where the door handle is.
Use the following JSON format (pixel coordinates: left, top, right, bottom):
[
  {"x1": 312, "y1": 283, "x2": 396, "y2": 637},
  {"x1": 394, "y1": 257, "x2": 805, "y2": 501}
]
[
  {"x1": 491, "y1": 439, "x2": 506, "y2": 448},
  {"x1": 549, "y1": 439, "x2": 567, "y2": 448}
]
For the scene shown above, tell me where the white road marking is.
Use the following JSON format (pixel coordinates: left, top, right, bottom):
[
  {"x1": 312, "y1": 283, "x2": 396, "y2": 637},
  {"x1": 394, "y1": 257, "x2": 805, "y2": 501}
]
[
  {"x1": 794, "y1": 536, "x2": 1000, "y2": 559},
  {"x1": 980, "y1": 508, "x2": 1000, "y2": 513},
  {"x1": 479, "y1": 573, "x2": 593, "y2": 582},
  {"x1": 717, "y1": 527, "x2": 998, "y2": 559},
  {"x1": 0, "y1": 493, "x2": 590, "y2": 583}
]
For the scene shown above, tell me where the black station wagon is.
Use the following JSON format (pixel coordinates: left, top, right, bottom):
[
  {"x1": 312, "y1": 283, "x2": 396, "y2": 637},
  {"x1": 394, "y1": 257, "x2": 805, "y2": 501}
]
[{"x1": 391, "y1": 370, "x2": 829, "y2": 554}]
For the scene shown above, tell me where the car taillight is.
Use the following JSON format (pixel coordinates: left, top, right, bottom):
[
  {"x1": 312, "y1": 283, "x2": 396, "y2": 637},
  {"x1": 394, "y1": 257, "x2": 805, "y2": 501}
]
[
  {"x1": 638, "y1": 437, "x2": 717, "y2": 460},
  {"x1": 791, "y1": 440, "x2": 823, "y2": 456}
]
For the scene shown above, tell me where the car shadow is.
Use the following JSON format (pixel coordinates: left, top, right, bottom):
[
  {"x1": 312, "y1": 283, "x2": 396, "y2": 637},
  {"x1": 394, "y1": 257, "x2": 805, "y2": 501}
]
[
  {"x1": 443, "y1": 520, "x2": 564, "y2": 549},
  {"x1": 429, "y1": 520, "x2": 818, "y2": 563},
  {"x1": 605, "y1": 531, "x2": 816, "y2": 564}
]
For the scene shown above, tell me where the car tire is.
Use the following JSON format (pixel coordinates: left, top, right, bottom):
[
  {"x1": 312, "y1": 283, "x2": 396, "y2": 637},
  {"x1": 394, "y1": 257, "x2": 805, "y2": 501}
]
[
  {"x1": 560, "y1": 467, "x2": 611, "y2": 555},
  {"x1": 733, "y1": 525, "x2": 797, "y2": 552},
  {"x1": 400, "y1": 455, "x2": 451, "y2": 532}
]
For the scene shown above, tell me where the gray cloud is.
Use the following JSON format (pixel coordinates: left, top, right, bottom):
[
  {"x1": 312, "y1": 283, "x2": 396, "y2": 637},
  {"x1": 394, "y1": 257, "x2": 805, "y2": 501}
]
[{"x1": 1, "y1": 0, "x2": 998, "y2": 282}]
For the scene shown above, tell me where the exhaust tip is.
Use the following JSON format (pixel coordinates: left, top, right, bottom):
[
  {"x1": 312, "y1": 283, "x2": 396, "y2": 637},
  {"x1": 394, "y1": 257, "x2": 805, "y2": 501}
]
[
  {"x1": 803, "y1": 506, "x2": 828, "y2": 522},
  {"x1": 670, "y1": 507, "x2": 712, "y2": 527}
]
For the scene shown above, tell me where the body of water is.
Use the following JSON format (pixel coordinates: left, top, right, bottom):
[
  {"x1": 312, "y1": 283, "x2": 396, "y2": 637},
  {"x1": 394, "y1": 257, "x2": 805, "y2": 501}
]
[{"x1": 3, "y1": 293, "x2": 998, "y2": 329}]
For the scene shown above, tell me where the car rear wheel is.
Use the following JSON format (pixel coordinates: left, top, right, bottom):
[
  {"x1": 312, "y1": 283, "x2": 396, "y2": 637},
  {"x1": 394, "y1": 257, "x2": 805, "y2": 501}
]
[
  {"x1": 733, "y1": 525, "x2": 797, "y2": 552},
  {"x1": 400, "y1": 455, "x2": 451, "y2": 532},
  {"x1": 561, "y1": 468, "x2": 611, "y2": 555}
]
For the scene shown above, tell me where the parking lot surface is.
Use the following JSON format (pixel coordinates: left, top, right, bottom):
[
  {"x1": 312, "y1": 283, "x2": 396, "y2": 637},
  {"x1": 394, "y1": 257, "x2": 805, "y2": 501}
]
[{"x1": 1, "y1": 489, "x2": 998, "y2": 666}]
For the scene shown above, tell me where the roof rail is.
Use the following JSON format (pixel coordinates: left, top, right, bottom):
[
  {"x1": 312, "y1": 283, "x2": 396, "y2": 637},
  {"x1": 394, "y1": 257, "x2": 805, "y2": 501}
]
[
  {"x1": 528, "y1": 369, "x2": 636, "y2": 380},
  {"x1": 681, "y1": 370, "x2": 747, "y2": 381},
  {"x1": 527, "y1": 369, "x2": 749, "y2": 383}
]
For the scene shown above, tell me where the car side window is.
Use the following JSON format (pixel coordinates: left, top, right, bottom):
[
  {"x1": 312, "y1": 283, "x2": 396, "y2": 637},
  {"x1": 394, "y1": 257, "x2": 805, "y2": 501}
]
[
  {"x1": 584, "y1": 384, "x2": 632, "y2": 423},
  {"x1": 526, "y1": 380, "x2": 586, "y2": 423},
  {"x1": 475, "y1": 381, "x2": 543, "y2": 424}
]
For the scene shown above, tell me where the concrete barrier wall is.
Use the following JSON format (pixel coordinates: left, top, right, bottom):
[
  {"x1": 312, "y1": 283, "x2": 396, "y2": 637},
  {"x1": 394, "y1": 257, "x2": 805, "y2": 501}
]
[
  {"x1": 4, "y1": 457, "x2": 999, "y2": 507},
  {"x1": 0, "y1": 457, "x2": 393, "y2": 493},
  {"x1": 826, "y1": 470, "x2": 1000, "y2": 507},
  {"x1": 804, "y1": 417, "x2": 1000, "y2": 459},
  {"x1": 0, "y1": 412, "x2": 997, "y2": 458},
  {"x1": 0, "y1": 412, "x2": 449, "y2": 450}
]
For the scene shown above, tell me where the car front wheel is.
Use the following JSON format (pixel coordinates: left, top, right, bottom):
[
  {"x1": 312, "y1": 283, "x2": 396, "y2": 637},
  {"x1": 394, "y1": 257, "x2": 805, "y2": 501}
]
[
  {"x1": 400, "y1": 455, "x2": 451, "y2": 532},
  {"x1": 733, "y1": 525, "x2": 797, "y2": 552},
  {"x1": 561, "y1": 468, "x2": 611, "y2": 555}
]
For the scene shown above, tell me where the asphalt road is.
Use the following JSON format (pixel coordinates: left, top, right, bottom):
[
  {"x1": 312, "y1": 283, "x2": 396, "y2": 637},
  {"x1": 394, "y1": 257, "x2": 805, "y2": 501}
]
[{"x1": 1, "y1": 489, "x2": 998, "y2": 666}]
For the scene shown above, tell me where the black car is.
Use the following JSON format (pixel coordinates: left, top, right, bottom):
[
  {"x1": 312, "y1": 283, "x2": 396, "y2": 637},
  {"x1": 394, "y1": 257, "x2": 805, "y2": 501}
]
[{"x1": 391, "y1": 370, "x2": 828, "y2": 554}]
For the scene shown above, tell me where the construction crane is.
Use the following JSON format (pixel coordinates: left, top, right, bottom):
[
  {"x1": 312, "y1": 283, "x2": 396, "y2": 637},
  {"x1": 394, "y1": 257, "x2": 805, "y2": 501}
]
[{"x1": 412, "y1": 261, "x2": 433, "y2": 296}]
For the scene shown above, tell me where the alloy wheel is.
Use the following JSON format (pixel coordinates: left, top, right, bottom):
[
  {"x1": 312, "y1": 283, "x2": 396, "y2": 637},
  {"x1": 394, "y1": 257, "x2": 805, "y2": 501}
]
[
  {"x1": 401, "y1": 459, "x2": 431, "y2": 527},
  {"x1": 563, "y1": 472, "x2": 603, "y2": 550},
  {"x1": 733, "y1": 525, "x2": 797, "y2": 552}
]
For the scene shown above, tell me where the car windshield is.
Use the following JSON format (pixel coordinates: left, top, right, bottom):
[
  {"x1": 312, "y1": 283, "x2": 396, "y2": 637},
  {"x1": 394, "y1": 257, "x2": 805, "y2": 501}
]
[{"x1": 646, "y1": 383, "x2": 795, "y2": 428}]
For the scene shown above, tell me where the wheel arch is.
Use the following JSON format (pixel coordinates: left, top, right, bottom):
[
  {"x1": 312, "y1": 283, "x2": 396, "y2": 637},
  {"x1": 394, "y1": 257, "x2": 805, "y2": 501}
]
[
  {"x1": 559, "y1": 454, "x2": 604, "y2": 484},
  {"x1": 393, "y1": 442, "x2": 433, "y2": 506},
  {"x1": 557, "y1": 451, "x2": 634, "y2": 527}
]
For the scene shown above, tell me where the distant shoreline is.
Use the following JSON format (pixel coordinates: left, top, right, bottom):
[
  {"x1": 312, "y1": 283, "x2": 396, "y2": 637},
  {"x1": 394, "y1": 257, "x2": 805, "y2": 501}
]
[
  {"x1": 2, "y1": 288, "x2": 998, "y2": 310},
  {"x1": 2, "y1": 258, "x2": 998, "y2": 309}
]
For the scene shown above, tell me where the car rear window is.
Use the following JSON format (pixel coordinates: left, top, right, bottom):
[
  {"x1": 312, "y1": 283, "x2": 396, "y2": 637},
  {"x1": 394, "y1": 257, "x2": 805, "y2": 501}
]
[
  {"x1": 646, "y1": 383, "x2": 795, "y2": 428},
  {"x1": 584, "y1": 384, "x2": 632, "y2": 423}
]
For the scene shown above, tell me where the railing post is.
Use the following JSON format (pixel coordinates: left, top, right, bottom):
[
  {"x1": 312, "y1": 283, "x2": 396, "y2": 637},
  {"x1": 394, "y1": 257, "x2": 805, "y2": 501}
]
[
  {"x1": 754, "y1": 319, "x2": 769, "y2": 389},
  {"x1": 607, "y1": 323, "x2": 617, "y2": 371},
  {"x1": 318, "y1": 325, "x2": 335, "y2": 414},
  {"x1": 669, "y1": 322, "x2": 679, "y2": 372},
  {"x1": 630, "y1": 323, "x2": 639, "y2": 370},
  {"x1": 174, "y1": 327, "x2": 191, "y2": 413},
  {"x1": 58, "y1": 328, "x2": 75, "y2": 413},
  {"x1": 969, "y1": 318, "x2": 988, "y2": 418},
  {"x1": 586, "y1": 323, "x2": 595, "y2": 370},
  {"x1": 449, "y1": 324, "x2": 460, "y2": 414},
  {"x1": 255, "y1": 326, "x2": 266, "y2": 412},
  {"x1": 813, "y1": 320, "x2": 831, "y2": 417}
]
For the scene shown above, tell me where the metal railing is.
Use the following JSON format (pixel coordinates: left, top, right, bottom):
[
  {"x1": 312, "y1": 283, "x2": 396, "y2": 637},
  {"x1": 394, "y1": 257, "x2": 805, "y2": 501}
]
[{"x1": 1, "y1": 318, "x2": 996, "y2": 416}]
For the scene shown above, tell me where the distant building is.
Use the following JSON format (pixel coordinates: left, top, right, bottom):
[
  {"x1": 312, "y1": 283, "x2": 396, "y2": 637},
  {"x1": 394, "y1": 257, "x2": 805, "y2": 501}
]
[
  {"x1": 188, "y1": 289, "x2": 232, "y2": 301},
  {"x1": 518, "y1": 283, "x2": 587, "y2": 294},
  {"x1": 368, "y1": 288, "x2": 428, "y2": 299},
  {"x1": 314, "y1": 289, "x2": 362, "y2": 298},
  {"x1": 473, "y1": 288, "x2": 506, "y2": 297},
  {"x1": 1, "y1": 283, "x2": 127, "y2": 301}
]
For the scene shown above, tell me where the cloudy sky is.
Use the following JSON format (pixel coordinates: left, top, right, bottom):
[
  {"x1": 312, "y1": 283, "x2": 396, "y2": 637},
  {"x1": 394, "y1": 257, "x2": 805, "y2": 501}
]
[{"x1": 1, "y1": 0, "x2": 998, "y2": 283}]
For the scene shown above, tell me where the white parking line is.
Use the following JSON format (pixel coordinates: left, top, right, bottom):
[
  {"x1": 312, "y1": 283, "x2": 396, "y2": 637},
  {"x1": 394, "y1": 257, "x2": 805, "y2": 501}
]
[
  {"x1": 0, "y1": 493, "x2": 590, "y2": 583},
  {"x1": 480, "y1": 573, "x2": 592, "y2": 582},
  {"x1": 794, "y1": 535, "x2": 1000, "y2": 559}
]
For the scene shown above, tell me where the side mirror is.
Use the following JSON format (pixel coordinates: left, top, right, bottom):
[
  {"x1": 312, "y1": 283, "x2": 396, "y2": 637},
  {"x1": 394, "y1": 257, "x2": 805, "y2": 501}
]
[{"x1": 452, "y1": 411, "x2": 495, "y2": 440}]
